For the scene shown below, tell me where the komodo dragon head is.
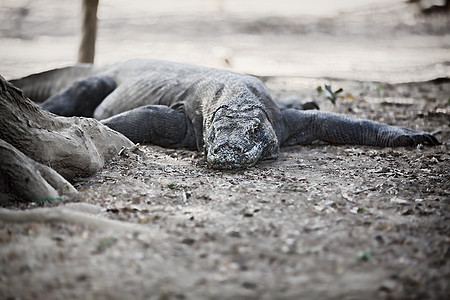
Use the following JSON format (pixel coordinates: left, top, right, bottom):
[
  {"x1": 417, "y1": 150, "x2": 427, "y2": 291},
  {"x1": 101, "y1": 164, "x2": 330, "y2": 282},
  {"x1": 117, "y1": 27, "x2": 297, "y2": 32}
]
[{"x1": 204, "y1": 105, "x2": 279, "y2": 169}]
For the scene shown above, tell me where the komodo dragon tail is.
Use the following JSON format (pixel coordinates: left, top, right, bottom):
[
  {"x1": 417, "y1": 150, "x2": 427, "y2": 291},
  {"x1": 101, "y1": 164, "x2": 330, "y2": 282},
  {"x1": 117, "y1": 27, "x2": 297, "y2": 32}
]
[{"x1": 9, "y1": 64, "x2": 96, "y2": 103}]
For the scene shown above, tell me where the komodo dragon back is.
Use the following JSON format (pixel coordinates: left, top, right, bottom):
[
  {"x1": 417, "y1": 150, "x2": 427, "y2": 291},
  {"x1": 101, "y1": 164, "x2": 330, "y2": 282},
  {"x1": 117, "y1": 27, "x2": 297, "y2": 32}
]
[{"x1": 10, "y1": 64, "x2": 97, "y2": 103}]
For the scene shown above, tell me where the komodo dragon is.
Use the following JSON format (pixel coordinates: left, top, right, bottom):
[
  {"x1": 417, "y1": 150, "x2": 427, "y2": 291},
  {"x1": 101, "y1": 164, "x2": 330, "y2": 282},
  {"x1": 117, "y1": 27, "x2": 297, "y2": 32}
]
[{"x1": 11, "y1": 59, "x2": 440, "y2": 169}]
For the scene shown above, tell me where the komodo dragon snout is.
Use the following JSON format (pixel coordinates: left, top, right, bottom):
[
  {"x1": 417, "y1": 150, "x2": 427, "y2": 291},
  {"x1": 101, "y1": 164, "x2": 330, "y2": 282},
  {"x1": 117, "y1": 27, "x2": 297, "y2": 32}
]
[{"x1": 205, "y1": 107, "x2": 279, "y2": 169}]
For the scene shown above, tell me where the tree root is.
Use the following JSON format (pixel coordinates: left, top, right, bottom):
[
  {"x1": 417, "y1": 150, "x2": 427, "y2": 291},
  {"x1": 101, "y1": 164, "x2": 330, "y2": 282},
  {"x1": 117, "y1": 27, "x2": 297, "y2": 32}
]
[
  {"x1": 0, "y1": 75, "x2": 133, "y2": 202},
  {"x1": 0, "y1": 203, "x2": 161, "y2": 236},
  {"x1": 0, "y1": 139, "x2": 77, "y2": 201}
]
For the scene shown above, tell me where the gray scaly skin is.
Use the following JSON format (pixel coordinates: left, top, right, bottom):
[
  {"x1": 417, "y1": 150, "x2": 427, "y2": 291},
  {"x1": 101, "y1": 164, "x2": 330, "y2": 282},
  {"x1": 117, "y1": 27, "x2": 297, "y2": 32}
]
[{"x1": 11, "y1": 59, "x2": 440, "y2": 169}]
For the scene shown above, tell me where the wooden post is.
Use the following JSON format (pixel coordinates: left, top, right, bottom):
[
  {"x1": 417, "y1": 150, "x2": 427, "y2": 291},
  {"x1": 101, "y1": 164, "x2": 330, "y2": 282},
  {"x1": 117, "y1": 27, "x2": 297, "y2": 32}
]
[{"x1": 78, "y1": 0, "x2": 99, "y2": 63}]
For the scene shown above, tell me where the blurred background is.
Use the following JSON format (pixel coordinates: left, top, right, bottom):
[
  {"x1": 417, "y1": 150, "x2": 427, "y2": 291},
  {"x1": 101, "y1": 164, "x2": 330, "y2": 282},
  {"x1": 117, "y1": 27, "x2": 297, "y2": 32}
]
[{"x1": 1, "y1": 0, "x2": 449, "y2": 82}]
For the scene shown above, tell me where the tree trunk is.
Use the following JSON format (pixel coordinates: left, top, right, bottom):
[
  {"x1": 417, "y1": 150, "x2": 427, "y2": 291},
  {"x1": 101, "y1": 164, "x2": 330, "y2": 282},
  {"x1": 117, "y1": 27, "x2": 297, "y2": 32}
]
[{"x1": 0, "y1": 76, "x2": 133, "y2": 202}]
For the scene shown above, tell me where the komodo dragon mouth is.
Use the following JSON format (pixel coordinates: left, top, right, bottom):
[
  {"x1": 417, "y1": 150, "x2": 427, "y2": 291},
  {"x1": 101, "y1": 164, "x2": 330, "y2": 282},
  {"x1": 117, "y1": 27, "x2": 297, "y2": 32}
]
[{"x1": 204, "y1": 107, "x2": 279, "y2": 169}]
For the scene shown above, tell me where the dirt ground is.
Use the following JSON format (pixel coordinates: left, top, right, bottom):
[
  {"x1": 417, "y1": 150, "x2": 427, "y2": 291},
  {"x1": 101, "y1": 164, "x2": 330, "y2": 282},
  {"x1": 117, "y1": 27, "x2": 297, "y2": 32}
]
[{"x1": 1, "y1": 1, "x2": 449, "y2": 299}]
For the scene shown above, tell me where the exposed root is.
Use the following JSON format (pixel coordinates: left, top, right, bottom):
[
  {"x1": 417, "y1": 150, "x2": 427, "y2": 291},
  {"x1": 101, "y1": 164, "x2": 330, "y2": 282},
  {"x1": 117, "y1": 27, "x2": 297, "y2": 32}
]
[{"x1": 0, "y1": 203, "x2": 161, "y2": 236}]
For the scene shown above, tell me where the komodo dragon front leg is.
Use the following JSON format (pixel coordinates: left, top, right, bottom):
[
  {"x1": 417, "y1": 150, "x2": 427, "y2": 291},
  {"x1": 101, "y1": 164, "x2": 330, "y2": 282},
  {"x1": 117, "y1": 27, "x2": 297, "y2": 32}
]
[
  {"x1": 101, "y1": 105, "x2": 197, "y2": 149},
  {"x1": 280, "y1": 109, "x2": 440, "y2": 147}
]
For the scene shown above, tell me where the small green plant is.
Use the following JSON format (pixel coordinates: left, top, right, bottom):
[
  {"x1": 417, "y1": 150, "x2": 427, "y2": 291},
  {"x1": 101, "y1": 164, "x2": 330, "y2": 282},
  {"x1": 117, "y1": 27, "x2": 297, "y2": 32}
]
[
  {"x1": 376, "y1": 85, "x2": 384, "y2": 97},
  {"x1": 167, "y1": 183, "x2": 177, "y2": 189},
  {"x1": 96, "y1": 237, "x2": 118, "y2": 253},
  {"x1": 357, "y1": 249, "x2": 372, "y2": 262},
  {"x1": 324, "y1": 85, "x2": 343, "y2": 105}
]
